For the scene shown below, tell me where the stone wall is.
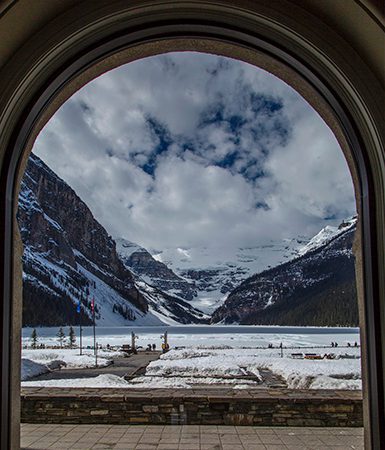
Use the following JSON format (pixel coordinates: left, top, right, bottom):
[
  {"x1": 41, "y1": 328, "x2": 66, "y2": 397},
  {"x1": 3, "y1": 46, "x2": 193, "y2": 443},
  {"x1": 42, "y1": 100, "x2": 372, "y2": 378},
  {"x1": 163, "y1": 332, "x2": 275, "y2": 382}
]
[{"x1": 21, "y1": 388, "x2": 363, "y2": 427}]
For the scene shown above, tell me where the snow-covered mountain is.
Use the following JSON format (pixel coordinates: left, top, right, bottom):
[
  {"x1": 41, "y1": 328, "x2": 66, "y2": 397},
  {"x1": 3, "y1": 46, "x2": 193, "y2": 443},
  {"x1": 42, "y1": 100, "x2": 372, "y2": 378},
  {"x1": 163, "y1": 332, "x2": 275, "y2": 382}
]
[
  {"x1": 18, "y1": 154, "x2": 206, "y2": 327},
  {"x1": 115, "y1": 238, "x2": 207, "y2": 324},
  {"x1": 19, "y1": 154, "x2": 358, "y2": 327},
  {"x1": 116, "y1": 219, "x2": 356, "y2": 315},
  {"x1": 211, "y1": 218, "x2": 358, "y2": 326},
  {"x1": 297, "y1": 218, "x2": 356, "y2": 256},
  {"x1": 141, "y1": 238, "x2": 308, "y2": 313},
  {"x1": 116, "y1": 238, "x2": 197, "y2": 301}
]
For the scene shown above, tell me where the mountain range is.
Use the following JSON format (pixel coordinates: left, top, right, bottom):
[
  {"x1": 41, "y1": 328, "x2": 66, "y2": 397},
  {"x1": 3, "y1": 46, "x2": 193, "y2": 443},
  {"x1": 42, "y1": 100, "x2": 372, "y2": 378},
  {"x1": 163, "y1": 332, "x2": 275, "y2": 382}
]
[
  {"x1": 18, "y1": 153, "x2": 358, "y2": 327},
  {"x1": 211, "y1": 219, "x2": 358, "y2": 326},
  {"x1": 18, "y1": 154, "x2": 206, "y2": 327}
]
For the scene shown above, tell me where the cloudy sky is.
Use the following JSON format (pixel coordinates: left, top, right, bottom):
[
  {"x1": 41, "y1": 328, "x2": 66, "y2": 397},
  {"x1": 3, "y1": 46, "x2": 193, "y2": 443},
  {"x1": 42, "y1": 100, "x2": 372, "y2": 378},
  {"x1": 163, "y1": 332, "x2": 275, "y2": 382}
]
[{"x1": 32, "y1": 52, "x2": 356, "y2": 251}]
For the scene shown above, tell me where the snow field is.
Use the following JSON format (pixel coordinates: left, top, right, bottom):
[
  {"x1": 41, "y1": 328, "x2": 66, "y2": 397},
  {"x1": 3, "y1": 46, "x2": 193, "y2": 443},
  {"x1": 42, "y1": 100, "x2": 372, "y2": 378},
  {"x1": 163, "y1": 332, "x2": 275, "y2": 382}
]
[
  {"x1": 22, "y1": 374, "x2": 261, "y2": 389},
  {"x1": 142, "y1": 347, "x2": 362, "y2": 390},
  {"x1": 146, "y1": 350, "x2": 262, "y2": 380},
  {"x1": 22, "y1": 347, "x2": 361, "y2": 390},
  {"x1": 21, "y1": 328, "x2": 362, "y2": 390}
]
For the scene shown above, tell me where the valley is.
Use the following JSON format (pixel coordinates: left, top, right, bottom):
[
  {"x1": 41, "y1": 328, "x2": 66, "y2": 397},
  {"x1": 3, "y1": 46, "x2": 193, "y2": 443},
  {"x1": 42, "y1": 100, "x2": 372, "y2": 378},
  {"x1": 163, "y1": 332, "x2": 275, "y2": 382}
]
[{"x1": 18, "y1": 153, "x2": 358, "y2": 328}]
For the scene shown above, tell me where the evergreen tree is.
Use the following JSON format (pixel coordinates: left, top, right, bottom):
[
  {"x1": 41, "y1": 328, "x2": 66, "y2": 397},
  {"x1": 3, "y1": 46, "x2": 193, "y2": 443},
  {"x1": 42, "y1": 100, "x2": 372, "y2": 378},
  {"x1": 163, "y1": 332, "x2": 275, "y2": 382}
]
[
  {"x1": 68, "y1": 326, "x2": 76, "y2": 348},
  {"x1": 56, "y1": 327, "x2": 66, "y2": 348},
  {"x1": 31, "y1": 328, "x2": 38, "y2": 349}
]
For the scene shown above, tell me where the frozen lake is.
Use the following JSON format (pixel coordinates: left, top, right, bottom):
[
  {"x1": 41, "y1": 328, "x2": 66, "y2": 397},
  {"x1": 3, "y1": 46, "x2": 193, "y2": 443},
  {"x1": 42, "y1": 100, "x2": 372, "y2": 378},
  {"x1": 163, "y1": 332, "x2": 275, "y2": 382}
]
[
  {"x1": 22, "y1": 325, "x2": 362, "y2": 390},
  {"x1": 22, "y1": 325, "x2": 360, "y2": 349}
]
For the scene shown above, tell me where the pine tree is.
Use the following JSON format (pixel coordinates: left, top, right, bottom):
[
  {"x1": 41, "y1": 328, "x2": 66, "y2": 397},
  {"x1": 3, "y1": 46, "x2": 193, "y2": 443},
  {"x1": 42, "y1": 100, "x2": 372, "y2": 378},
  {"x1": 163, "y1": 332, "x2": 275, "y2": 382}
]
[
  {"x1": 31, "y1": 328, "x2": 38, "y2": 349},
  {"x1": 68, "y1": 326, "x2": 76, "y2": 348},
  {"x1": 56, "y1": 327, "x2": 66, "y2": 348}
]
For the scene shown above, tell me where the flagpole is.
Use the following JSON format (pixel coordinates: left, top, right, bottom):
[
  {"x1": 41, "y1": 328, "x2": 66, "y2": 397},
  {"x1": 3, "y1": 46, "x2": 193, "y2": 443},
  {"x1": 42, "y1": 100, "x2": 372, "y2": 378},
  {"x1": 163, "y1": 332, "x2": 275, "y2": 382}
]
[
  {"x1": 77, "y1": 299, "x2": 83, "y2": 356},
  {"x1": 79, "y1": 307, "x2": 83, "y2": 356},
  {"x1": 92, "y1": 298, "x2": 96, "y2": 357}
]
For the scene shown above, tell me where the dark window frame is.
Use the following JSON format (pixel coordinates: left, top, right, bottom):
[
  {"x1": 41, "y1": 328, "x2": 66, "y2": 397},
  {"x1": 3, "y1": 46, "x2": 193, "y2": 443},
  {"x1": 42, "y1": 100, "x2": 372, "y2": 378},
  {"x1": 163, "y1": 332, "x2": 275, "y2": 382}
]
[{"x1": 0, "y1": 11, "x2": 383, "y2": 450}]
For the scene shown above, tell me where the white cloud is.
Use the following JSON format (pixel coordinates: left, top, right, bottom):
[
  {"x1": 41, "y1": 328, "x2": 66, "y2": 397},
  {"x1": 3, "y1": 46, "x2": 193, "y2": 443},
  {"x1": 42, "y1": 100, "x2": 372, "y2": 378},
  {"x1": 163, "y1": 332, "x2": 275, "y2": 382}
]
[{"x1": 31, "y1": 52, "x2": 356, "y2": 250}]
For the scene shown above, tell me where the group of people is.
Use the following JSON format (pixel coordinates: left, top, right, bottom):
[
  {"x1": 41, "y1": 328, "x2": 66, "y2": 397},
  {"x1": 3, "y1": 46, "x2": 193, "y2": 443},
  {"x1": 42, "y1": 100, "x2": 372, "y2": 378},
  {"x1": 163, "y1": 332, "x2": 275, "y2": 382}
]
[
  {"x1": 331, "y1": 341, "x2": 359, "y2": 347},
  {"x1": 145, "y1": 342, "x2": 170, "y2": 353}
]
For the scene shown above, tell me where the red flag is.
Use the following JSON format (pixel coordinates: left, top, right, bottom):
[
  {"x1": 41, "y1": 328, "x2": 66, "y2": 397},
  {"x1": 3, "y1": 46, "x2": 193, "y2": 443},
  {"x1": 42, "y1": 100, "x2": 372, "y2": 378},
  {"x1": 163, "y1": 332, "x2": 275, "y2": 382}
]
[{"x1": 91, "y1": 298, "x2": 95, "y2": 313}]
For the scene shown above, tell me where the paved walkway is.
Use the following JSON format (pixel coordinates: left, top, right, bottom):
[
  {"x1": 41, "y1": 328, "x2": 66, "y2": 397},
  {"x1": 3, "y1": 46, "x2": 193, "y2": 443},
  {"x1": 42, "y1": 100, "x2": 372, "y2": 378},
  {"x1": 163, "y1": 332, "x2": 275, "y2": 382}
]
[
  {"x1": 29, "y1": 352, "x2": 161, "y2": 381},
  {"x1": 21, "y1": 424, "x2": 364, "y2": 449}
]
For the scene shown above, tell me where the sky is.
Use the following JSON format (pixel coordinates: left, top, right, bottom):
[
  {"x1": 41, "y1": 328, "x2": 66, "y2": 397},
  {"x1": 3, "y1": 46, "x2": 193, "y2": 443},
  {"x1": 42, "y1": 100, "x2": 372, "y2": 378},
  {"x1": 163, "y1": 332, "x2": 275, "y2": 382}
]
[{"x1": 32, "y1": 51, "x2": 356, "y2": 251}]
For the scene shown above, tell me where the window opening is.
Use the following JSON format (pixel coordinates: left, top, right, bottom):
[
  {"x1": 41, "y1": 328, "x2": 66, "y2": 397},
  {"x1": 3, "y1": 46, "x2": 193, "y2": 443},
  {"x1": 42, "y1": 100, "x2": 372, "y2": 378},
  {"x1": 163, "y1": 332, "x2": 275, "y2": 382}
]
[{"x1": 19, "y1": 52, "x2": 361, "y2": 398}]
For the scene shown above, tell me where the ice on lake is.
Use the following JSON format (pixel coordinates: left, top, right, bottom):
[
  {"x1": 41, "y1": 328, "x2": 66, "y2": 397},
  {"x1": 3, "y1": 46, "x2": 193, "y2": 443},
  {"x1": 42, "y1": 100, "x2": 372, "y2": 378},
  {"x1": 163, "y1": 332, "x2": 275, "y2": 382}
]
[{"x1": 22, "y1": 325, "x2": 360, "y2": 349}]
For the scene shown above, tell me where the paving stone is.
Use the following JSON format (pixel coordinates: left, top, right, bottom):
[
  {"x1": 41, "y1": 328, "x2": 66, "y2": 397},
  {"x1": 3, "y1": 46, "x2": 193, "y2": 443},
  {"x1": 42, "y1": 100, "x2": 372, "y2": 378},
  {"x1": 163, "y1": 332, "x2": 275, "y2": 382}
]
[
  {"x1": 182, "y1": 435, "x2": 201, "y2": 442},
  {"x1": 147, "y1": 425, "x2": 165, "y2": 432},
  {"x1": 159, "y1": 437, "x2": 180, "y2": 443},
  {"x1": 218, "y1": 426, "x2": 238, "y2": 433},
  {"x1": 20, "y1": 423, "x2": 364, "y2": 449},
  {"x1": 262, "y1": 446, "x2": 287, "y2": 450},
  {"x1": 180, "y1": 439, "x2": 201, "y2": 445},
  {"x1": 254, "y1": 428, "x2": 277, "y2": 434},
  {"x1": 259, "y1": 436, "x2": 284, "y2": 445},
  {"x1": 113, "y1": 446, "x2": 136, "y2": 450},
  {"x1": 237, "y1": 428, "x2": 257, "y2": 435},
  {"x1": 135, "y1": 444, "x2": 158, "y2": 449},
  {"x1": 156, "y1": 446, "x2": 179, "y2": 450},
  {"x1": 219, "y1": 433, "x2": 242, "y2": 443},
  {"x1": 176, "y1": 445, "x2": 199, "y2": 450},
  {"x1": 222, "y1": 445, "x2": 244, "y2": 450},
  {"x1": 243, "y1": 445, "x2": 267, "y2": 450},
  {"x1": 201, "y1": 436, "x2": 221, "y2": 443},
  {"x1": 138, "y1": 436, "x2": 161, "y2": 444},
  {"x1": 282, "y1": 442, "x2": 307, "y2": 449},
  {"x1": 240, "y1": 436, "x2": 263, "y2": 444}
]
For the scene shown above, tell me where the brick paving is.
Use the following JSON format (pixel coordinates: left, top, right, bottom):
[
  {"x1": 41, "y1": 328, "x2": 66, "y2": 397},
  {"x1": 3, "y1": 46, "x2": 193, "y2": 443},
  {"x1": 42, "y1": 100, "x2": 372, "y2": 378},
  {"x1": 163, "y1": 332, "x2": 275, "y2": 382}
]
[{"x1": 21, "y1": 424, "x2": 364, "y2": 449}]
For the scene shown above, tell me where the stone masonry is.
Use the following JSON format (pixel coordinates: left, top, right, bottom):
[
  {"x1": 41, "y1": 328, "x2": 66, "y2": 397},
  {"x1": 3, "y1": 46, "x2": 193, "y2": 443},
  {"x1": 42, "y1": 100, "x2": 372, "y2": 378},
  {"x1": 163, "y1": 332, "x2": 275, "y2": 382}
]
[{"x1": 21, "y1": 388, "x2": 363, "y2": 427}]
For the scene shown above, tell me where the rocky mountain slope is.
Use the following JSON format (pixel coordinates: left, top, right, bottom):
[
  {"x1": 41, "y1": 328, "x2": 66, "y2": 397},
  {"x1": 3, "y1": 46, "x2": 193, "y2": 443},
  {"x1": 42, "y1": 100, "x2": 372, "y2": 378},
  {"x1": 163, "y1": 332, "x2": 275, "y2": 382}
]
[
  {"x1": 142, "y1": 240, "x2": 307, "y2": 313},
  {"x1": 19, "y1": 154, "x2": 358, "y2": 328},
  {"x1": 116, "y1": 238, "x2": 197, "y2": 301},
  {"x1": 211, "y1": 219, "x2": 358, "y2": 326},
  {"x1": 18, "y1": 154, "x2": 206, "y2": 326}
]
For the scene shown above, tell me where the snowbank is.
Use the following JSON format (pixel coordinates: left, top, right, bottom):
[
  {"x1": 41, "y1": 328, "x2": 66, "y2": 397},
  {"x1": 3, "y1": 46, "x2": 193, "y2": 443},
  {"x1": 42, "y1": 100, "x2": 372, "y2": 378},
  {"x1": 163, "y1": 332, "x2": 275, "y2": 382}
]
[
  {"x1": 22, "y1": 374, "x2": 261, "y2": 389},
  {"x1": 146, "y1": 350, "x2": 262, "y2": 380},
  {"x1": 21, "y1": 359, "x2": 50, "y2": 381},
  {"x1": 22, "y1": 348, "x2": 120, "y2": 369},
  {"x1": 22, "y1": 374, "x2": 129, "y2": 388},
  {"x1": 129, "y1": 376, "x2": 260, "y2": 389},
  {"x1": 21, "y1": 348, "x2": 122, "y2": 381},
  {"x1": 144, "y1": 347, "x2": 361, "y2": 390}
]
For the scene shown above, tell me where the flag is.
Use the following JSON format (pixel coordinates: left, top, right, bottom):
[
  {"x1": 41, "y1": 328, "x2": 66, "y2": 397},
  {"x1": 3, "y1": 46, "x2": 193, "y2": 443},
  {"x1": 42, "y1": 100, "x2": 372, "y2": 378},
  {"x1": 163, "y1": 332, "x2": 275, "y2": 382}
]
[
  {"x1": 76, "y1": 300, "x2": 81, "y2": 313},
  {"x1": 91, "y1": 298, "x2": 95, "y2": 313}
]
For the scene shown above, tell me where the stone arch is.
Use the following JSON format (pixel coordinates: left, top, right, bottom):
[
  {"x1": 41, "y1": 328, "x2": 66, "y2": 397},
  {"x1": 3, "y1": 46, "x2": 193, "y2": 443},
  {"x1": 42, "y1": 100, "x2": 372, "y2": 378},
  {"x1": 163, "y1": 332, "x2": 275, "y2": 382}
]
[{"x1": 0, "y1": 2, "x2": 383, "y2": 449}]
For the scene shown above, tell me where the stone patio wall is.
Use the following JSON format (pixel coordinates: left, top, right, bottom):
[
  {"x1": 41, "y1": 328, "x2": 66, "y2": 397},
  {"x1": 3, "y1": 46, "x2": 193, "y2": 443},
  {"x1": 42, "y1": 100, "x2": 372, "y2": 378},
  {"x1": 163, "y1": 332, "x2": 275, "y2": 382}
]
[{"x1": 21, "y1": 388, "x2": 363, "y2": 427}]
